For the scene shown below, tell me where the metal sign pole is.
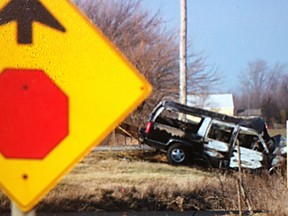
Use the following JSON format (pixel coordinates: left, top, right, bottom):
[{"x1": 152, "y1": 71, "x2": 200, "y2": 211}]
[{"x1": 11, "y1": 202, "x2": 36, "y2": 216}]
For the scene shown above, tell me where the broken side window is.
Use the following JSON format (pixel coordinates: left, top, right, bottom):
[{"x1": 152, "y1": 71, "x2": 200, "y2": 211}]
[
  {"x1": 153, "y1": 109, "x2": 185, "y2": 138},
  {"x1": 207, "y1": 122, "x2": 234, "y2": 144},
  {"x1": 237, "y1": 129, "x2": 264, "y2": 151},
  {"x1": 152, "y1": 108, "x2": 206, "y2": 140}
]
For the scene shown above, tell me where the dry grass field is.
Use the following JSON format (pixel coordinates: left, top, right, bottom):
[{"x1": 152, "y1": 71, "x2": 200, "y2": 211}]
[
  {"x1": 268, "y1": 128, "x2": 286, "y2": 137},
  {"x1": 1, "y1": 148, "x2": 287, "y2": 215}
]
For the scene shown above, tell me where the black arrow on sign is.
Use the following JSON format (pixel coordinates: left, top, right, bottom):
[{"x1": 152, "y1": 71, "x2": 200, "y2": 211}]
[{"x1": 0, "y1": 0, "x2": 66, "y2": 44}]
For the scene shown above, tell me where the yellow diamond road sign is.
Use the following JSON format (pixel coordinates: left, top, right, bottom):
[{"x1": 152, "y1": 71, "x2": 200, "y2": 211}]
[{"x1": 0, "y1": 0, "x2": 151, "y2": 212}]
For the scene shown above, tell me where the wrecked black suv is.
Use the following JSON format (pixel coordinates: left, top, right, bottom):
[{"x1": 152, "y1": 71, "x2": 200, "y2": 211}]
[{"x1": 139, "y1": 100, "x2": 286, "y2": 172}]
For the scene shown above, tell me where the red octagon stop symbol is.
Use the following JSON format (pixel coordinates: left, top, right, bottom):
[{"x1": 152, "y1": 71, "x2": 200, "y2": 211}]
[{"x1": 0, "y1": 69, "x2": 69, "y2": 159}]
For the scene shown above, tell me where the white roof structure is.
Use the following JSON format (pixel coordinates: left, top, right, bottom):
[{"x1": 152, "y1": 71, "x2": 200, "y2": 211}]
[{"x1": 187, "y1": 94, "x2": 234, "y2": 115}]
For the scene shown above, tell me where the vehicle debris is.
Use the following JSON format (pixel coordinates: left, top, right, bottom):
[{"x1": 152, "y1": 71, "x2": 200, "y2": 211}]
[{"x1": 139, "y1": 100, "x2": 286, "y2": 172}]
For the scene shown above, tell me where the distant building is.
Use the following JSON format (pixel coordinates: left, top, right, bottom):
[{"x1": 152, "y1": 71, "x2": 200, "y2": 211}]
[{"x1": 187, "y1": 94, "x2": 234, "y2": 116}]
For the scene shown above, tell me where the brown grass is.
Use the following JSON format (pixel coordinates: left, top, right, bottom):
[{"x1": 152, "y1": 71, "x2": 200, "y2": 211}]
[
  {"x1": 0, "y1": 150, "x2": 287, "y2": 215},
  {"x1": 268, "y1": 128, "x2": 286, "y2": 137}
]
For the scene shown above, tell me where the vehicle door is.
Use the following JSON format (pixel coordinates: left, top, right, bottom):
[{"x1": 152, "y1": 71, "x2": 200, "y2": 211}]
[
  {"x1": 229, "y1": 127, "x2": 268, "y2": 170},
  {"x1": 203, "y1": 120, "x2": 235, "y2": 159}
]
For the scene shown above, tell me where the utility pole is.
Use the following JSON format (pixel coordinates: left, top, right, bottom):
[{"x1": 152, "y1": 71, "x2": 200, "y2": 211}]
[
  {"x1": 247, "y1": 74, "x2": 251, "y2": 116},
  {"x1": 179, "y1": 0, "x2": 187, "y2": 105}
]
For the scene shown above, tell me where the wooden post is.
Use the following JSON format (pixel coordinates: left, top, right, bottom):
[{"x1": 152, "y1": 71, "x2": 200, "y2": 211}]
[
  {"x1": 179, "y1": 0, "x2": 187, "y2": 106},
  {"x1": 236, "y1": 139, "x2": 253, "y2": 216},
  {"x1": 11, "y1": 202, "x2": 36, "y2": 216},
  {"x1": 236, "y1": 141, "x2": 243, "y2": 216}
]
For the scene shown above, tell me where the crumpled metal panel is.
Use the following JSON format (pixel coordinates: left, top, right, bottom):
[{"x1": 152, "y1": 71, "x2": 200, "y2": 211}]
[{"x1": 230, "y1": 147, "x2": 263, "y2": 169}]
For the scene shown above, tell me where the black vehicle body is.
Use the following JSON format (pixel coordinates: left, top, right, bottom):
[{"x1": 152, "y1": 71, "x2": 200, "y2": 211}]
[{"x1": 139, "y1": 100, "x2": 286, "y2": 171}]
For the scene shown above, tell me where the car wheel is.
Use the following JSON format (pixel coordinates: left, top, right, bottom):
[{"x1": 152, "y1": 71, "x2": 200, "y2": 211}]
[{"x1": 167, "y1": 143, "x2": 189, "y2": 165}]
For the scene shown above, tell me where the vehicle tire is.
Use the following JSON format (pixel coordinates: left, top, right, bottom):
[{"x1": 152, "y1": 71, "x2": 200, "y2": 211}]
[{"x1": 167, "y1": 143, "x2": 189, "y2": 165}]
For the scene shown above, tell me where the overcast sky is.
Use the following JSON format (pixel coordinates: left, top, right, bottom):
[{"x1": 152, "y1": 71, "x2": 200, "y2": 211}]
[{"x1": 141, "y1": 0, "x2": 288, "y2": 92}]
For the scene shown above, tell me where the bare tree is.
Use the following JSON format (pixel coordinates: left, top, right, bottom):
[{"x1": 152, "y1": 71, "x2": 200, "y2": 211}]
[
  {"x1": 75, "y1": 0, "x2": 178, "y2": 119},
  {"x1": 187, "y1": 55, "x2": 221, "y2": 95},
  {"x1": 278, "y1": 74, "x2": 288, "y2": 108},
  {"x1": 74, "y1": 0, "x2": 221, "y2": 126},
  {"x1": 261, "y1": 63, "x2": 286, "y2": 122},
  {"x1": 235, "y1": 60, "x2": 287, "y2": 124},
  {"x1": 240, "y1": 60, "x2": 269, "y2": 109}
]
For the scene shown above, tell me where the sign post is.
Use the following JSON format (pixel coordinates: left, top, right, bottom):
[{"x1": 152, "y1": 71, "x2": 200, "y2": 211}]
[
  {"x1": 11, "y1": 203, "x2": 35, "y2": 216},
  {"x1": 0, "y1": 0, "x2": 151, "y2": 213}
]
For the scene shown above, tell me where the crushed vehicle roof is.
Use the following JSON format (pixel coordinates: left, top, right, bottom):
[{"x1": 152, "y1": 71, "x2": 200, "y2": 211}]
[{"x1": 154, "y1": 100, "x2": 268, "y2": 135}]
